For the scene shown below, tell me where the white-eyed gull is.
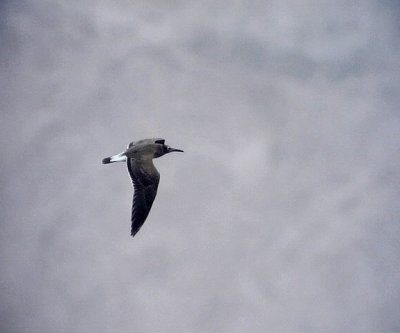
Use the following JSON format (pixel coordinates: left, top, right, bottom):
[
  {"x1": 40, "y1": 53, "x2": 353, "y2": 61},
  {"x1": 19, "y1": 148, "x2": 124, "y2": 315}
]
[{"x1": 102, "y1": 138, "x2": 183, "y2": 237}]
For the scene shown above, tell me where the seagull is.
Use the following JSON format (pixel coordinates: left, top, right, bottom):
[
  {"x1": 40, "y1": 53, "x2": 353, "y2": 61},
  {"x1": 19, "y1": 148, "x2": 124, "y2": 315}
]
[{"x1": 102, "y1": 138, "x2": 183, "y2": 237}]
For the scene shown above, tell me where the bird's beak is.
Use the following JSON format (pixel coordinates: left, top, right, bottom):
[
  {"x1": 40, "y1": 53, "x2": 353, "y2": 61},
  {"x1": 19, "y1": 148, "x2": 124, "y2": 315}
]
[{"x1": 167, "y1": 146, "x2": 184, "y2": 153}]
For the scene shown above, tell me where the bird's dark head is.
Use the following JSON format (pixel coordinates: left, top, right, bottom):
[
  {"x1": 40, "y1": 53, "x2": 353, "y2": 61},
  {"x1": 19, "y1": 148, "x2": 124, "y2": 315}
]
[{"x1": 153, "y1": 139, "x2": 184, "y2": 158}]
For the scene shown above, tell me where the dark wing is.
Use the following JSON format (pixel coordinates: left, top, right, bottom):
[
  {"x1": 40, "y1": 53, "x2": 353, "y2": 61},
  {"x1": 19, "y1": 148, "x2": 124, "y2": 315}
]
[
  {"x1": 128, "y1": 138, "x2": 164, "y2": 148},
  {"x1": 127, "y1": 158, "x2": 160, "y2": 237}
]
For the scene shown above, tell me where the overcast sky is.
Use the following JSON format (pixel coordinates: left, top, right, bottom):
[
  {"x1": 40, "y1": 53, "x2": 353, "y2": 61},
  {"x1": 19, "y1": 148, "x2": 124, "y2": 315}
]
[{"x1": 1, "y1": 1, "x2": 400, "y2": 332}]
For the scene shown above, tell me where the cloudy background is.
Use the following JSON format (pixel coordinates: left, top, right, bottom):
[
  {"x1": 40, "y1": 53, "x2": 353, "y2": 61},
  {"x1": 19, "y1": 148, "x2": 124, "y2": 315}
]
[{"x1": 1, "y1": 1, "x2": 400, "y2": 332}]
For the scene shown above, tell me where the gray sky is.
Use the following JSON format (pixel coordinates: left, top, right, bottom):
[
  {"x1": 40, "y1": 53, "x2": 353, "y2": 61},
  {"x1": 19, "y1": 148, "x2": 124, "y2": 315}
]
[{"x1": 1, "y1": 1, "x2": 400, "y2": 332}]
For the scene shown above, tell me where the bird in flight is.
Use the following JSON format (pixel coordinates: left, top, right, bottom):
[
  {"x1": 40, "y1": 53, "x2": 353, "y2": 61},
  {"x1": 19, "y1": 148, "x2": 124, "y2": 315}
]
[{"x1": 102, "y1": 138, "x2": 183, "y2": 237}]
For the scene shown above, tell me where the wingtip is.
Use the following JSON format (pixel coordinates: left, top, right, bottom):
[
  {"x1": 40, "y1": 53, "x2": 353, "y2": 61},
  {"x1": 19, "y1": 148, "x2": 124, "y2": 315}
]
[
  {"x1": 102, "y1": 157, "x2": 111, "y2": 164},
  {"x1": 131, "y1": 226, "x2": 142, "y2": 238}
]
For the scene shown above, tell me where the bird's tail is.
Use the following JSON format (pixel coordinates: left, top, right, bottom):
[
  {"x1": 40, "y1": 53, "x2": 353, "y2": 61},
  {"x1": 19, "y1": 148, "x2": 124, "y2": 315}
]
[{"x1": 102, "y1": 152, "x2": 127, "y2": 164}]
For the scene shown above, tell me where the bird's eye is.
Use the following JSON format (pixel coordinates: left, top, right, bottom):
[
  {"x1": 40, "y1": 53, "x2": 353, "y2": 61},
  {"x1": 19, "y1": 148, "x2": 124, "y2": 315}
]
[{"x1": 155, "y1": 139, "x2": 165, "y2": 144}]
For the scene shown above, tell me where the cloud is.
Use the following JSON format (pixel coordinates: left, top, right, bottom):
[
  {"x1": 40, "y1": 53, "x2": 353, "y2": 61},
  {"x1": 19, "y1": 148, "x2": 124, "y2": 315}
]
[{"x1": 1, "y1": 1, "x2": 399, "y2": 332}]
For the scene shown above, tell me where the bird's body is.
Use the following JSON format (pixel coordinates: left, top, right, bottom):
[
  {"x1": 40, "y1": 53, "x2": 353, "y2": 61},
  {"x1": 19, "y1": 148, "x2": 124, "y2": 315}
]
[{"x1": 102, "y1": 138, "x2": 183, "y2": 237}]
